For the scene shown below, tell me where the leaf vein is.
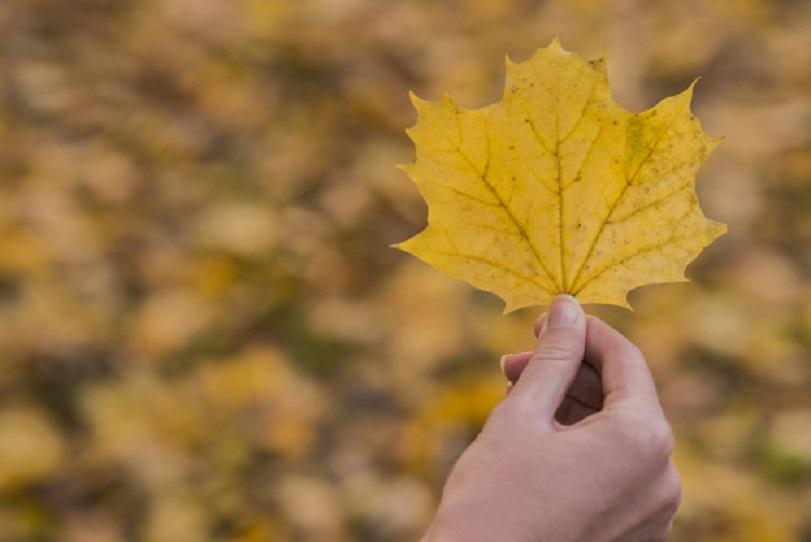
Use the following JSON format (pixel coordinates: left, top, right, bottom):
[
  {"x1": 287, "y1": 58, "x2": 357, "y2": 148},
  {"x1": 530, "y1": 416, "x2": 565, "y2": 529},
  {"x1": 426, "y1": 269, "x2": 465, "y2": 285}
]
[
  {"x1": 572, "y1": 210, "x2": 692, "y2": 294},
  {"x1": 607, "y1": 182, "x2": 691, "y2": 225},
  {"x1": 450, "y1": 123, "x2": 560, "y2": 291},
  {"x1": 568, "y1": 126, "x2": 669, "y2": 292},
  {"x1": 420, "y1": 248, "x2": 556, "y2": 295}
]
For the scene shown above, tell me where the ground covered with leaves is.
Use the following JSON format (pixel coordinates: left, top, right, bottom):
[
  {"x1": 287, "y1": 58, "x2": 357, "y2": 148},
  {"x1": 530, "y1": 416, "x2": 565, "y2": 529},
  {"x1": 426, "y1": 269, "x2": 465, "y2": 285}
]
[{"x1": 0, "y1": 1, "x2": 809, "y2": 541}]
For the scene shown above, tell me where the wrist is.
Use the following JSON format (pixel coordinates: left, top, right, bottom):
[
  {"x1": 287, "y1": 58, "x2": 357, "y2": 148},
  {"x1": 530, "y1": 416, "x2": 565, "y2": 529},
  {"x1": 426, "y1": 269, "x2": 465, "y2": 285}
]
[{"x1": 422, "y1": 501, "x2": 531, "y2": 542}]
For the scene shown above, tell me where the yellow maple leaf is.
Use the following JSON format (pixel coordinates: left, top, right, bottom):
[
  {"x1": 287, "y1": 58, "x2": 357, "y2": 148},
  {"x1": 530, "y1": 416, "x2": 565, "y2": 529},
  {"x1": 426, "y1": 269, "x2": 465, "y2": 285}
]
[{"x1": 395, "y1": 39, "x2": 727, "y2": 311}]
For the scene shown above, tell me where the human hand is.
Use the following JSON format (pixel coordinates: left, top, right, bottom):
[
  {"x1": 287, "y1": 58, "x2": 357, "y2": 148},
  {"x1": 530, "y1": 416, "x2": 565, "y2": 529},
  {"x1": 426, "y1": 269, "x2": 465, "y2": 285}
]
[
  {"x1": 423, "y1": 295, "x2": 680, "y2": 542},
  {"x1": 500, "y1": 309, "x2": 604, "y2": 426}
]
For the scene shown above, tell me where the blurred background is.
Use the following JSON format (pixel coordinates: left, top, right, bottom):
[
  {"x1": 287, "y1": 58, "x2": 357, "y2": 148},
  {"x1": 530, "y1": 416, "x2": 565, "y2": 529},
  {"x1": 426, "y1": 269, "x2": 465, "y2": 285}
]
[{"x1": 0, "y1": 0, "x2": 809, "y2": 540}]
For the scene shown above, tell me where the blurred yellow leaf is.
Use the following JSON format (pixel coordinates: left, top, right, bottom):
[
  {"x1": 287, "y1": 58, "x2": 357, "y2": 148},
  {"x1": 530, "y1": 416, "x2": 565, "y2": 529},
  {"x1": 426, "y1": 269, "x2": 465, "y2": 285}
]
[
  {"x1": 396, "y1": 39, "x2": 726, "y2": 310},
  {"x1": 0, "y1": 407, "x2": 63, "y2": 490}
]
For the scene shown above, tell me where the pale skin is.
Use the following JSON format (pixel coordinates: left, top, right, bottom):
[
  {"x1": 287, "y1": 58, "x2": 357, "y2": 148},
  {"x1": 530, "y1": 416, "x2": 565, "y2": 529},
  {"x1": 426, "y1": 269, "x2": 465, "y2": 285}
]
[{"x1": 423, "y1": 295, "x2": 681, "y2": 542}]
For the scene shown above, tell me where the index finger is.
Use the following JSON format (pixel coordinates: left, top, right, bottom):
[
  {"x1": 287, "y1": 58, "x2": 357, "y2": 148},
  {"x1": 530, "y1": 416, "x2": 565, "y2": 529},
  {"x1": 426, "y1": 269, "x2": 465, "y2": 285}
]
[{"x1": 585, "y1": 316, "x2": 661, "y2": 412}]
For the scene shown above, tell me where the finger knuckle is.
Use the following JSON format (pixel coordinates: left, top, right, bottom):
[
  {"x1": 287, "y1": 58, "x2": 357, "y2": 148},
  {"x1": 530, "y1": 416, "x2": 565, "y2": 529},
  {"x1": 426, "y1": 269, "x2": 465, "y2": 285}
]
[
  {"x1": 619, "y1": 414, "x2": 674, "y2": 460},
  {"x1": 653, "y1": 421, "x2": 675, "y2": 457},
  {"x1": 532, "y1": 336, "x2": 577, "y2": 363},
  {"x1": 531, "y1": 345, "x2": 572, "y2": 364},
  {"x1": 662, "y1": 467, "x2": 682, "y2": 517},
  {"x1": 664, "y1": 481, "x2": 682, "y2": 517}
]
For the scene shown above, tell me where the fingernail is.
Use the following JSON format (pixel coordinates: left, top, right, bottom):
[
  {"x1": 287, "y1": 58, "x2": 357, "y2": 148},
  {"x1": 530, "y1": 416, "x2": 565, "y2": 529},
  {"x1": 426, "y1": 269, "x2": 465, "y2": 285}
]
[
  {"x1": 546, "y1": 294, "x2": 581, "y2": 328},
  {"x1": 499, "y1": 355, "x2": 508, "y2": 373}
]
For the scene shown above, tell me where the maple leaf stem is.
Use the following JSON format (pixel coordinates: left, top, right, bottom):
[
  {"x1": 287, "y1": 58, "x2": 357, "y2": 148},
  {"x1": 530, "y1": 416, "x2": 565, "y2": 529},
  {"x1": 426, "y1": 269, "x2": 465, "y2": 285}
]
[{"x1": 555, "y1": 107, "x2": 568, "y2": 293}]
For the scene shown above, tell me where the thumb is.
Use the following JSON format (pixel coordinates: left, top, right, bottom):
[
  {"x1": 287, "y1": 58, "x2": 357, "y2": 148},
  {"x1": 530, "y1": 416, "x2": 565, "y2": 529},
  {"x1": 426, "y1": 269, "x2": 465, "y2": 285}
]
[{"x1": 510, "y1": 294, "x2": 587, "y2": 423}]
